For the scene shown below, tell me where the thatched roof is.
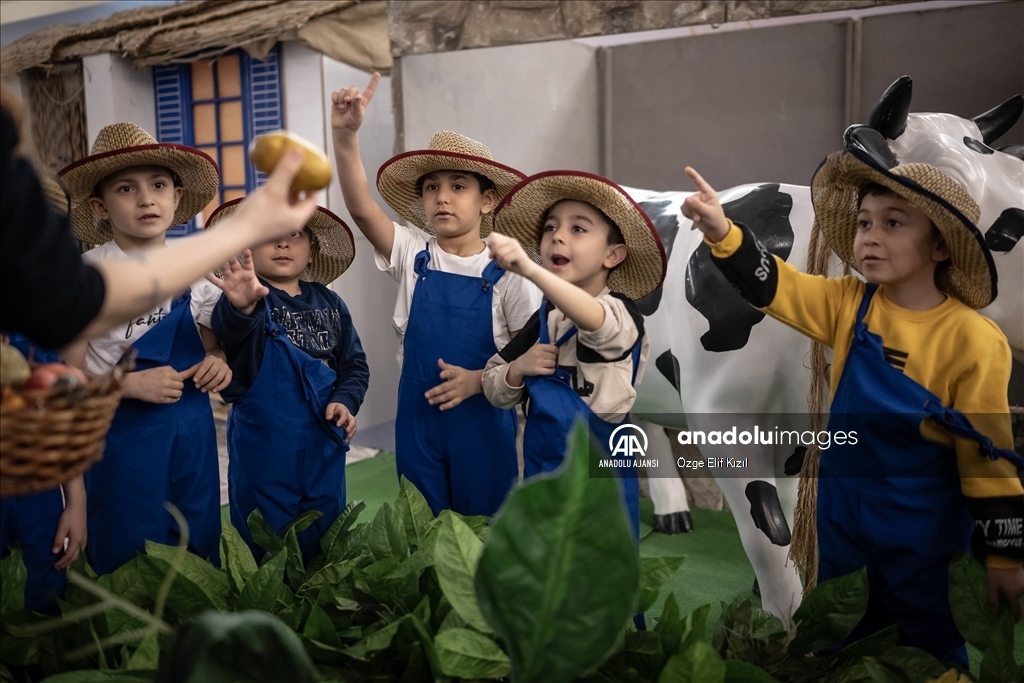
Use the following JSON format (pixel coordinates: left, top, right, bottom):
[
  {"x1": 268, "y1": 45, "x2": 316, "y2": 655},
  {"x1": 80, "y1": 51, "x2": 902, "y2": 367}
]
[{"x1": 1, "y1": 0, "x2": 390, "y2": 78}]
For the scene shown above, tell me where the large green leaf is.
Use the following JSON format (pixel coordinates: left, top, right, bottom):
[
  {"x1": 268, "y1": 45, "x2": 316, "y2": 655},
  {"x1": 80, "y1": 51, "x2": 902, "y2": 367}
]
[
  {"x1": 657, "y1": 641, "x2": 726, "y2": 683},
  {"x1": 341, "y1": 617, "x2": 406, "y2": 661},
  {"x1": 723, "y1": 660, "x2": 782, "y2": 683},
  {"x1": 110, "y1": 558, "x2": 150, "y2": 608},
  {"x1": 136, "y1": 555, "x2": 216, "y2": 619},
  {"x1": 237, "y1": 549, "x2": 288, "y2": 613},
  {"x1": 303, "y1": 603, "x2": 343, "y2": 650},
  {"x1": 948, "y1": 552, "x2": 995, "y2": 650},
  {"x1": 434, "y1": 511, "x2": 490, "y2": 633},
  {"x1": 866, "y1": 646, "x2": 947, "y2": 681},
  {"x1": 396, "y1": 477, "x2": 435, "y2": 548},
  {"x1": 680, "y1": 603, "x2": 711, "y2": 655},
  {"x1": 220, "y1": 524, "x2": 258, "y2": 594},
  {"x1": 157, "y1": 610, "x2": 317, "y2": 683},
  {"x1": 978, "y1": 607, "x2": 1017, "y2": 683},
  {"x1": 435, "y1": 628, "x2": 511, "y2": 679},
  {"x1": 368, "y1": 503, "x2": 409, "y2": 561},
  {"x1": 283, "y1": 510, "x2": 323, "y2": 537},
  {"x1": 319, "y1": 501, "x2": 366, "y2": 554},
  {"x1": 145, "y1": 542, "x2": 231, "y2": 609},
  {"x1": 37, "y1": 673, "x2": 154, "y2": 682},
  {"x1": 298, "y1": 560, "x2": 357, "y2": 598},
  {"x1": 0, "y1": 547, "x2": 26, "y2": 614},
  {"x1": 247, "y1": 509, "x2": 284, "y2": 556},
  {"x1": 788, "y1": 567, "x2": 868, "y2": 655},
  {"x1": 654, "y1": 593, "x2": 683, "y2": 656},
  {"x1": 637, "y1": 556, "x2": 685, "y2": 614},
  {"x1": 282, "y1": 527, "x2": 306, "y2": 590},
  {"x1": 125, "y1": 631, "x2": 160, "y2": 670},
  {"x1": 475, "y1": 420, "x2": 639, "y2": 683}
]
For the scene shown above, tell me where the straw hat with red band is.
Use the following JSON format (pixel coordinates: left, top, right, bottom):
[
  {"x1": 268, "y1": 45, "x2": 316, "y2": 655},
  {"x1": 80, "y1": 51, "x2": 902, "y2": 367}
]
[
  {"x1": 205, "y1": 198, "x2": 356, "y2": 285},
  {"x1": 812, "y1": 147, "x2": 997, "y2": 309},
  {"x1": 40, "y1": 174, "x2": 70, "y2": 218},
  {"x1": 58, "y1": 122, "x2": 219, "y2": 246},
  {"x1": 376, "y1": 131, "x2": 525, "y2": 237},
  {"x1": 493, "y1": 171, "x2": 667, "y2": 301}
]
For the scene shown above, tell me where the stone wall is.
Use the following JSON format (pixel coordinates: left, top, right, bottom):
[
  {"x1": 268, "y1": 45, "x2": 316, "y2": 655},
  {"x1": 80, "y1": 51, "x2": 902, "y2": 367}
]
[{"x1": 387, "y1": 0, "x2": 916, "y2": 56}]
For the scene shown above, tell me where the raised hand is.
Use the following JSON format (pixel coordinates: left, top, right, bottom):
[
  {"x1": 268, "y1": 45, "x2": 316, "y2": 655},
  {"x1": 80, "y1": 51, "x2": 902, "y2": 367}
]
[
  {"x1": 506, "y1": 341, "x2": 558, "y2": 387},
  {"x1": 680, "y1": 166, "x2": 730, "y2": 242},
  {"x1": 229, "y1": 150, "x2": 320, "y2": 244},
  {"x1": 331, "y1": 72, "x2": 380, "y2": 137},
  {"x1": 207, "y1": 250, "x2": 268, "y2": 316},
  {"x1": 486, "y1": 233, "x2": 537, "y2": 278}
]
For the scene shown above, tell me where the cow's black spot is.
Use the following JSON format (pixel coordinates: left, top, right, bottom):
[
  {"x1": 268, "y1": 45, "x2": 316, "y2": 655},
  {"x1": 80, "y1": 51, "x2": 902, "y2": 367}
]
[
  {"x1": 784, "y1": 447, "x2": 807, "y2": 476},
  {"x1": 964, "y1": 136, "x2": 995, "y2": 155},
  {"x1": 745, "y1": 480, "x2": 791, "y2": 546},
  {"x1": 986, "y1": 208, "x2": 1024, "y2": 253},
  {"x1": 685, "y1": 184, "x2": 794, "y2": 352},
  {"x1": 655, "y1": 349, "x2": 681, "y2": 392},
  {"x1": 633, "y1": 200, "x2": 680, "y2": 315}
]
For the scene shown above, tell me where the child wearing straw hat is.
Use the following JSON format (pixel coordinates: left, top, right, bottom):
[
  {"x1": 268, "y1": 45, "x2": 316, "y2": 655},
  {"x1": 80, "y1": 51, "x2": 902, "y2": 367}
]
[
  {"x1": 482, "y1": 172, "x2": 667, "y2": 543},
  {"x1": 0, "y1": 177, "x2": 86, "y2": 613},
  {"x1": 59, "y1": 122, "x2": 229, "y2": 574},
  {"x1": 681, "y1": 151, "x2": 1024, "y2": 663},
  {"x1": 329, "y1": 74, "x2": 539, "y2": 517},
  {"x1": 208, "y1": 199, "x2": 368, "y2": 560}
]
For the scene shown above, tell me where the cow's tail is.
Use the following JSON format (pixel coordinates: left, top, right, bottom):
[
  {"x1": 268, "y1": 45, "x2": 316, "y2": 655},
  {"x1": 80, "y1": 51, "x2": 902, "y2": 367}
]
[{"x1": 790, "y1": 219, "x2": 834, "y2": 595}]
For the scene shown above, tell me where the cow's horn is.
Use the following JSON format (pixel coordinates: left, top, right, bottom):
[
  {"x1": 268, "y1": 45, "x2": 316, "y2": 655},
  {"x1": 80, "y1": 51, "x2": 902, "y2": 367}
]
[
  {"x1": 972, "y1": 95, "x2": 1024, "y2": 145},
  {"x1": 867, "y1": 75, "x2": 913, "y2": 140}
]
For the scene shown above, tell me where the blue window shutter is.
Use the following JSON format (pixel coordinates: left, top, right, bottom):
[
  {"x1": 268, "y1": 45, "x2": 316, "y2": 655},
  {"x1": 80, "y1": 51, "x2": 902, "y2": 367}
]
[
  {"x1": 240, "y1": 45, "x2": 283, "y2": 191},
  {"x1": 152, "y1": 64, "x2": 197, "y2": 236}
]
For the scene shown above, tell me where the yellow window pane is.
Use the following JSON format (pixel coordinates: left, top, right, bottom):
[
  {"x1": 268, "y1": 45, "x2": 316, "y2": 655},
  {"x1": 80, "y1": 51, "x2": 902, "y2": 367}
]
[
  {"x1": 193, "y1": 104, "x2": 217, "y2": 144},
  {"x1": 221, "y1": 145, "x2": 247, "y2": 187},
  {"x1": 202, "y1": 196, "x2": 219, "y2": 224},
  {"x1": 191, "y1": 60, "x2": 214, "y2": 101},
  {"x1": 219, "y1": 100, "x2": 244, "y2": 143},
  {"x1": 224, "y1": 188, "x2": 247, "y2": 202},
  {"x1": 216, "y1": 55, "x2": 242, "y2": 98}
]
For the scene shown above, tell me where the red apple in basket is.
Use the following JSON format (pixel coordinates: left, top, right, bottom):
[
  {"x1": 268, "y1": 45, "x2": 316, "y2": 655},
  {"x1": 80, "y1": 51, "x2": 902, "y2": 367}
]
[{"x1": 22, "y1": 363, "x2": 88, "y2": 391}]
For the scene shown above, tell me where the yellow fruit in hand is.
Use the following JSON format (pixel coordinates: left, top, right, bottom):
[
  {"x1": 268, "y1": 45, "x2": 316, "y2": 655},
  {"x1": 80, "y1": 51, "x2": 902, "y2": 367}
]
[
  {"x1": 249, "y1": 131, "x2": 332, "y2": 193},
  {"x1": 0, "y1": 343, "x2": 30, "y2": 387}
]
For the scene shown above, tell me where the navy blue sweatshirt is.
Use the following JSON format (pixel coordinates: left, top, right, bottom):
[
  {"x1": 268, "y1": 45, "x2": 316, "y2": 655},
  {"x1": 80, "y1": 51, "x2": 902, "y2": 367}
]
[{"x1": 211, "y1": 280, "x2": 369, "y2": 415}]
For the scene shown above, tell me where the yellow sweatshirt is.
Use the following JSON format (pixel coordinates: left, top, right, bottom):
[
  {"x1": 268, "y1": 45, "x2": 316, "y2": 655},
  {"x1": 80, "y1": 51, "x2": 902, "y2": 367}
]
[{"x1": 709, "y1": 221, "x2": 1023, "y2": 567}]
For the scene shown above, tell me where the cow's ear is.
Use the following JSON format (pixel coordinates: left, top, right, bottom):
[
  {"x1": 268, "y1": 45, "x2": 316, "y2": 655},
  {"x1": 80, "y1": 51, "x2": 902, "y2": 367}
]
[{"x1": 845, "y1": 126, "x2": 897, "y2": 169}]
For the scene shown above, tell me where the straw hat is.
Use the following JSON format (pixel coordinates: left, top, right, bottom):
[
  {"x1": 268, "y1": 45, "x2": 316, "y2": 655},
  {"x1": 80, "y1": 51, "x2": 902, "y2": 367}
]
[
  {"x1": 812, "y1": 147, "x2": 997, "y2": 309},
  {"x1": 205, "y1": 198, "x2": 356, "y2": 285},
  {"x1": 40, "y1": 174, "x2": 70, "y2": 217},
  {"x1": 376, "y1": 131, "x2": 524, "y2": 236},
  {"x1": 493, "y1": 171, "x2": 667, "y2": 301},
  {"x1": 58, "y1": 122, "x2": 219, "y2": 246}
]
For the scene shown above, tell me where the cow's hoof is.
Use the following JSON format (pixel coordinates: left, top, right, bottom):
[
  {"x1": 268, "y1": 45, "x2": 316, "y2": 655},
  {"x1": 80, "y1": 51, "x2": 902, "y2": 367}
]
[
  {"x1": 752, "y1": 578, "x2": 761, "y2": 598},
  {"x1": 653, "y1": 510, "x2": 694, "y2": 535},
  {"x1": 784, "y1": 447, "x2": 807, "y2": 476},
  {"x1": 745, "y1": 481, "x2": 792, "y2": 546}
]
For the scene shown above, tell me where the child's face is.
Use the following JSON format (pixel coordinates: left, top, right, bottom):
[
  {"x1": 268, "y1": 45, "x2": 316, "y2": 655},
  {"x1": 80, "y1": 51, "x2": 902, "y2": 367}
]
[
  {"x1": 251, "y1": 228, "x2": 313, "y2": 286},
  {"x1": 539, "y1": 200, "x2": 627, "y2": 294},
  {"x1": 88, "y1": 166, "x2": 182, "y2": 242},
  {"x1": 853, "y1": 192, "x2": 949, "y2": 289},
  {"x1": 421, "y1": 171, "x2": 496, "y2": 239}
]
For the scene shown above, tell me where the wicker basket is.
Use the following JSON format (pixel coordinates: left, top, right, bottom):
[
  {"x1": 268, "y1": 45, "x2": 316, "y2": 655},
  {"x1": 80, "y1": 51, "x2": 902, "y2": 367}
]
[{"x1": 0, "y1": 370, "x2": 125, "y2": 496}]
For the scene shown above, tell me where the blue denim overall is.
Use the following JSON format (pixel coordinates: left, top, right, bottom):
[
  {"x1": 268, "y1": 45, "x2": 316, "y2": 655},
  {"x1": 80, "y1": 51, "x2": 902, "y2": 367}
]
[
  {"x1": 86, "y1": 290, "x2": 220, "y2": 575},
  {"x1": 521, "y1": 302, "x2": 642, "y2": 539},
  {"x1": 820, "y1": 284, "x2": 1024, "y2": 664},
  {"x1": 395, "y1": 245, "x2": 519, "y2": 517},
  {"x1": 227, "y1": 304, "x2": 350, "y2": 561}
]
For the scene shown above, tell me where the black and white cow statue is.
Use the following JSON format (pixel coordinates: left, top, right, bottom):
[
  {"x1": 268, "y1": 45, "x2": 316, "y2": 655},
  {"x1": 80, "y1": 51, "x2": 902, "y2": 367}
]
[{"x1": 626, "y1": 76, "x2": 1024, "y2": 624}]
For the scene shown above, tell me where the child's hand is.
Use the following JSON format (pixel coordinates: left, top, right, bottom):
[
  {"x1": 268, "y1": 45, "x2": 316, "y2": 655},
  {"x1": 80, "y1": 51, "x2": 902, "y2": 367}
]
[
  {"x1": 681, "y1": 167, "x2": 730, "y2": 243},
  {"x1": 486, "y1": 233, "x2": 537, "y2": 278},
  {"x1": 987, "y1": 565, "x2": 1024, "y2": 621},
  {"x1": 331, "y1": 72, "x2": 380, "y2": 139},
  {"x1": 187, "y1": 351, "x2": 232, "y2": 393},
  {"x1": 425, "y1": 359, "x2": 483, "y2": 411},
  {"x1": 52, "y1": 496, "x2": 86, "y2": 570},
  {"x1": 207, "y1": 250, "x2": 269, "y2": 316},
  {"x1": 506, "y1": 342, "x2": 558, "y2": 387},
  {"x1": 326, "y1": 402, "x2": 356, "y2": 442},
  {"x1": 124, "y1": 365, "x2": 196, "y2": 404}
]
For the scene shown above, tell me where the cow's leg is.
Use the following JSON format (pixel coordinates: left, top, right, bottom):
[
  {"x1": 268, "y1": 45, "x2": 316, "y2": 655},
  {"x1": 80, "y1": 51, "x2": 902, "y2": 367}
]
[{"x1": 634, "y1": 418, "x2": 693, "y2": 534}]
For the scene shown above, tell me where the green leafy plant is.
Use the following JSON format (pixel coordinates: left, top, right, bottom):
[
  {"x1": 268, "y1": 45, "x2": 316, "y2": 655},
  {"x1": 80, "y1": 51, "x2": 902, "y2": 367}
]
[{"x1": 0, "y1": 420, "x2": 1010, "y2": 683}]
